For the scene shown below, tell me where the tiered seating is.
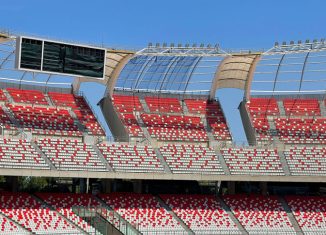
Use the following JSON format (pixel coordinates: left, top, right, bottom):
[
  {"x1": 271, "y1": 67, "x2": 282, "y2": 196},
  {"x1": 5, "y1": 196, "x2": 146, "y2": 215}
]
[
  {"x1": 0, "y1": 106, "x2": 16, "y2": 130},
  {"x1": 0, "y1": 90, "x2": 8, "y2": 102},
  {"x1": 0, "y1": 138, "x2": 50, "y2": 169},
  {"x1": 141, "y1": 113, "x2": 207, "y2": 142},
  {"x1": 7, "y1": 104, "x2": 82, "y2": 137},
  {"x1": 274, "y1": 118, "x2": 326, "y2": 144},
  {"x1": 285, "y1": 196, "x2": 326, "y2": 234},
  {"x1": 99, "y1": 193, "x2": 184, "y2": 234},
  {"x1": 7, "y1": 88, "x2": 48, "y2": 105},
  {"x1": 160, "y1": 144, "x2": 224, "y2": 174},
  {"x1": 160, "y1": 194, "x2": 240, "y2": 234},
  {"x1": 112, "y1": 94, "x2": 143, "y2": 113},
  {"x1": 119, "y1": 113, "x2": 144, "y2": 137},
  {"x1": 223, "y1": 195, "x2": 295, "y2": 234},
  {"x1": 185, "y1": 99, "x2": 232, "y2": 141},
  {"x1": 284, "y1": 146, "x2": 326, "y2": 175},
  {"x1": 145, "y1": 96, "x2": 182, "y2": 113},
  {"x1": 48, "y1": 92, "x2": 105, "y2": 136},
  {"x1": 36, "y1": 193, "x2": 101, "y2": 234},
  {"x1": 98, "y1": 143, "x2": 164, "y2": 172},
  {"x1": 0, "y1": 212, "x2": 29, "y2": 234},
  {"x1": 221, "y1": 148, "x2": 284, "y2": 175},
  {"x1": 37, "y1": 138, "x2": 106, "y2": 171},
  {"x1": 0, "y1": 192, "x2": 80, "y2": 234},
  {"x1": 283, "y1": 98, "x2": 321, "y2": 116}
]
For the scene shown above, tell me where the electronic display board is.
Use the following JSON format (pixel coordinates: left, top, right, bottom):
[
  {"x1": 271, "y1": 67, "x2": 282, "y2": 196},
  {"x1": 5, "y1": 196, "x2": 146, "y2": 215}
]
[{"x1": 16, "y1": 36, "x2": 106, "y2": 79}]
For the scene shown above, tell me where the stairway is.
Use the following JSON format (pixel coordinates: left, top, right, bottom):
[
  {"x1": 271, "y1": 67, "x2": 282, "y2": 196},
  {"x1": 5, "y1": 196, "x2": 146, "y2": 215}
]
[
  {"x1": 277, "y1": 149, "x2": 291, "y2": 176},
  {"x1": 319, "y1": 100, "x2": 326, "y2": 116},
  {"x1": 278, "y1": 197, "x2": 304, "y2": 235},
  {"x1": 216, "y1": 196, "x2": 249, "y2": 235},
  {"x1": 156, "y1": 196, "x2": 195, "y2": 235},
  {"x1": 30, "y1": 141, "x2": 56, "y2": 170},
  {"x1": 44, "y1": 94, "x2": 55, "y2": 106},
  {"x1": 154, "y1": 148, "x2": 172, "y2": 173},
  {"x1": 2, "y1": 89, "x2": 13, "y2": 103},
  {"x1": 277, "y1": 100, "x2": 286, "y2": 116},
  {"x1": 139, "y1": 98, "x2": 151, "y2": 113},
  {"x1": 214, "y1": 150, "x2": 231, "y2": 175},
  {"x1": 92, "y1": 145, "x2": 114, "y2": 172}
]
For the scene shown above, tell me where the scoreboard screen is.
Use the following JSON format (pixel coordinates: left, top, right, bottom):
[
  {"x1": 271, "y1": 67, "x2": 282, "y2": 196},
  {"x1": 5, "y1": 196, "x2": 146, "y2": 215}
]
[{"x1": 16, "y1": 37, "x2": 106, "y2": 79}]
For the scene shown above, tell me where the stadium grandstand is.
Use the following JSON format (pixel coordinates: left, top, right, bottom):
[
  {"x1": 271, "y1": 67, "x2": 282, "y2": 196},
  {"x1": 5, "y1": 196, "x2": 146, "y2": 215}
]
[{"x1": 0, "y1": 22, "x2": 325, "y2": 234}]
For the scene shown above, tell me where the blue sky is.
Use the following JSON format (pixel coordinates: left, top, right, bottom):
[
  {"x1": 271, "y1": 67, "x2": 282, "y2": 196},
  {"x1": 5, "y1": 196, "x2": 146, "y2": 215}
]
[{"x1": 1, "y1": 0, "x2": 326, "y2": 143}]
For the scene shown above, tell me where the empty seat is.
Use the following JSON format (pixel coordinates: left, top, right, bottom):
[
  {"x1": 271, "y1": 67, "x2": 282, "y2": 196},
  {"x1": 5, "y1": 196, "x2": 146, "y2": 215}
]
[{"x1": 6, "y1": 88, "x2": 48, "y2": 105}]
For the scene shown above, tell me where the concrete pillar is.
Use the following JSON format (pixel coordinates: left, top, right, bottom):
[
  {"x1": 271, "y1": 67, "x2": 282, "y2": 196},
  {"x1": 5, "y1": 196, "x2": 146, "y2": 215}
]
[
  {"x1": 227, "y1": 181, "x2": 235, "y2": 195},
  {"x1": 132, "y1": 180, "x2": 142, "y2": 193},
  {"x1": 101, "y1": 179, "x2": 112, "y2": 193},
  {"x1": 260, "y1": 182, "x2": 268, "y2": 196},
  {"x1": 6, "y1": 176, "x2": 18, "y2": 192},
  {"x1": 79, "y1": 178, "x2": 86, "y2": 193}
]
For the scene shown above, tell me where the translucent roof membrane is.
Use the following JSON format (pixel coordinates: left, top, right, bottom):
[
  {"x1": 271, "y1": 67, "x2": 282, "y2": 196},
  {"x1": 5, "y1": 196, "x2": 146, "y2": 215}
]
[
  {"x1": 251, "y1": 51, "x2": 326, "y2": 95},
  {"x1": 115, "y1": 55, "x2": 223, "y2": 94}
]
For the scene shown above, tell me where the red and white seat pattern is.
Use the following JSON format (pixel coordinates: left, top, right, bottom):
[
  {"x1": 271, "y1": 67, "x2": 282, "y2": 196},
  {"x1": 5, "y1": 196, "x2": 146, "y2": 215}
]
[
  {"x1": 0, "y1": 138, "x2": 50, "y2": 169},
  {"x1": 274, "y1": 118, "x2": 326, "y2": 144},
  {"x1": 0, "y1": 90, "x2": 8, "y2": 102},
  {"x1": 118, "y1": 113, "x2": 144, "y2": 137},
  {"x1": 0, "y1": 106, "x2": 16, "y2": 130},
  {"x1": 159, "y1": 144, "x2": 224, "y2": 174},
  {"x1": 112, "y1": 95, "x2": 144, "y2": 113},
  {"x1": 99, "y1": 193, "x2": 184, "y2": 234},
  {"x1": 160, "y1": 194, "x2": 240, "y2": 234},
  {"x1": 285, "y1": 196, "x2": 326, "y2": 234},
  {"x1": 0, "y1": 213, "x2": 29, "y2": 234},
  {"x1": 7, "y1": 88, "x2": 48, "y2": 105},
  {"x1": 36, "y1": 193, "x2": 101, "y2": 234},
  {"x1": 283, "y1": 98, "x2": 321, "y2": 116},
  {"x1": 0, "y1": 192, "x2": 80, "y2": 234},
  {"x1": 221, "y1": 148, "x2": 284, "y2": 175},
  {"x1": 284, "y1": 146, "x2": 326, "y2": 175},
  {"x1": 48, "y1": 92, "x2": 105, "y2": 136},
  {"x1": 223, "y1": 195, "x2": 295, "y2": 234},
  {"x1": 207, "y1": 116, "x2": 232, "y2": 141},
  {"x1": 141, "y1": 113, "x2": 207, "y2": 142},
  {"x1": 145, "y1": 97, "x2": 182, "y2": 113},
  {"x1": 37, "y1": 138, "x2": 106, "y2": 171},
  {"x1": 97, "y1": 143, "x2": 164, "y2": 172},
  {"x1": 7, "y1": 104, "x2": 82, "y2": 137}
]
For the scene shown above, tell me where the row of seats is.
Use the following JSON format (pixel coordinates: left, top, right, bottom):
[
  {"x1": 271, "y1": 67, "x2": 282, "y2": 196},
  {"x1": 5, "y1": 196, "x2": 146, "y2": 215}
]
[
  {"x1": 145, "y1": 96, "x2": 182, "y2": 113},
  {"x1": 221, "y1": 148, "x2": 284, "y2": 175},
  {"x1": 7, "y1": 88, "x2": 48, "y2": 105},
  {"x1": 160, "y1": 144, "x2": 224, "y2": 174}
]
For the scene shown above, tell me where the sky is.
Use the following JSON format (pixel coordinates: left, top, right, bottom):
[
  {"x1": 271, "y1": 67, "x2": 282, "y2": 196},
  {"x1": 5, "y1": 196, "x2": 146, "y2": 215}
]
[{"x1": 1, "y1": 0, "x2": 326, "y2": 143}]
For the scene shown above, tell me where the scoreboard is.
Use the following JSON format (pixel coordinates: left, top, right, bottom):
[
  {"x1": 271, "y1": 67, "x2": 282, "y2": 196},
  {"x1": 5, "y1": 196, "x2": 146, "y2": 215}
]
[{"x1": 16, "y1": 36, "x2": 106, "y2": 79}]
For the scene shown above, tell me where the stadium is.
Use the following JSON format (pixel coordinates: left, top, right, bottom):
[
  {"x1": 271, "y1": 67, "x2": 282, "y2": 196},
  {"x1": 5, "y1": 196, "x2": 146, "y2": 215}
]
[{"x1": 0, "y1": 2, "x2": 326, "y2": 234}]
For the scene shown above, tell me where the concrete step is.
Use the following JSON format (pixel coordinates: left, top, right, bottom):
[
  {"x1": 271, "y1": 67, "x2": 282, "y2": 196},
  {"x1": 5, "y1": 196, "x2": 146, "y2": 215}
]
[
  {"x1": 319, "y1": 100, "x2": 326, "y2": 116},
  {"x1": 30, "y1": 141, "x2": 56, "y2": 170},
  {"x1": 139, "y1": 98, "x2": 151, "y2": 113},
  {"x1": 277, "y1": 100, "x2": 286, "y2": 116},
  {"x1": 278, "y1": 197, "x2": 304, "y2": 235},
  {"x1": 154, "y1": 148, "x2": 172, "y2": 173},
  {"x1": 215, "y1": 149, "x2": 231, "y2": 175},
  {"x1": 44, "y1": 94, "x2": 55, "y2": 106},
  {"x1": 277, "y1": 149, "x2": 291, "y2": 176},
  {"x1": 2, "y1": 89, "x2": 14, "y2": 103},
  {"x1": 92, "y1": 145, "x2": 114, "y2": 172},
  {"x1": 156, "y1": 196, "x2": 195, "y2": 235},
  {"x1": 216, "y1": 196, "x2": 248, "y2": 235}
]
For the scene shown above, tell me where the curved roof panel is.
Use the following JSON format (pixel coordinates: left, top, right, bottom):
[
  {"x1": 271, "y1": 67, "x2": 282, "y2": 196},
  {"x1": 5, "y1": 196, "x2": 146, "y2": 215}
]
[
  {"x1": 115, "y1": 55, "x2": 223, "y2": 94},
  {"x1": 251, "y1": 51, "x2": 326, "y2": 95}
]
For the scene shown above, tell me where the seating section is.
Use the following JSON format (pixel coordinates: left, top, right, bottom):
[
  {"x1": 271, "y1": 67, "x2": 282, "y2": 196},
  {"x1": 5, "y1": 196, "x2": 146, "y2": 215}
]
[
  {"x1": 0, "y1": 192, "x2": 80, "y2": 234},
  {"x1": 221, "y1": 148, "x2": 284, "y2": 175},
  {"x1": 7, "y1": 104, "x2": 82, "y2": 137},
  {"x1": 185, "y1": 99, "x2": 232, "y2": 141},
  {"x1": 99, "y1": 193, "x2": 185, "y2": 234},
  {"x1": 98, "y1": 143, "x2": 164, "y2": 173},
  {"x1": 118, "y1": 113, "x2": 144, "y2": 137},
  {"x1": 0, "y1": 90, "x2": 7, "y2": 102},
  {"x1": 141, "y1": 113, "x2": 207, "y2": 142},
  {"x1": 285, "y1": 196, "x2": 326, "y2": 234},
  {"x1": 112, "y1": 95, "x2": 144, "y2": 113},
  {"x1": 284, "y1": 146, "x2": 326, "y2": 175},
  {"x1": 145, "y1": 97, "x2": 182, "y2": 113},
  {"x1": 160, "y1": 144, "x2": 224, "y2": 174},
  {"x1": 223, "y1": 195, "x2": 295, "y2": 234},
  {"x1": 160, "y1": 194, "x2": 240, "y2": 234},
  {"x1": 0, "y1": 138, "x2": 50, "y2": 169},
  {"x1": 36, "y1": 193, "x2": 100, "y2": 234},
  {"x1": 48, "y1": 92, "x2": 105, "y2": 136},
  {"x1": 283, "y1": 98, "x2": 321, "y2": 116},
  {"x1": 0, "y1": 213, "x2": 29, "y2": 234},
  {"x1": 7, "y1": 88, "x2": 48, "y2": 105},
  {"x1": 37, "y1": 138, "x2": 106, "y2": 171},
  {"x1": 0, "y1": 106, "x2": 16, "y2": 130},
  {"x1": 274, "y1": 118, "x2": 326, "y2": 144}
]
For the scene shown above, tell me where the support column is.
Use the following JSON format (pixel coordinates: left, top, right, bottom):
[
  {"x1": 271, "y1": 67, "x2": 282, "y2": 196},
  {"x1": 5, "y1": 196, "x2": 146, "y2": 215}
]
[
  {"x1": 227, "y1": 181, "x2": 235, "y2": 195},
  {"x1": 79, "y1": 178, "x2": 86, "y2": 193},
  {"x1": 101, "y1": 179, "x2": 112, "y2": 193},
  {"x1": 260, "y1": 182, "x2": 268, "y2": 196},
  {"x1": 132, "y1": 180, "x2": 142, "y2": 193}
]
